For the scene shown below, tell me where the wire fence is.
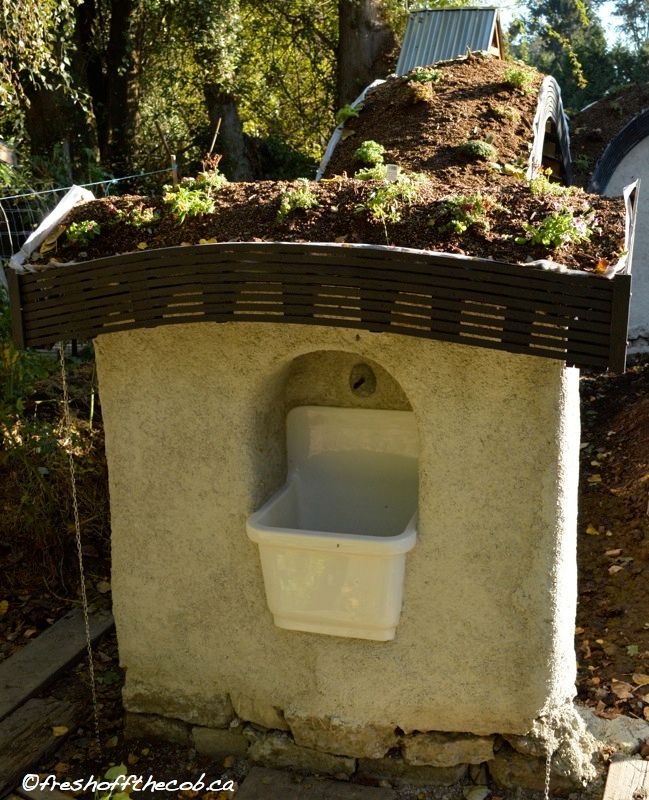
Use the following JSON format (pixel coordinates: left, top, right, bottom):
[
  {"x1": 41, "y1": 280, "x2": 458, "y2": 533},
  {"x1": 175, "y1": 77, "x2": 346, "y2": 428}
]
[{"x1": 0, "y1": 168, "x2": 171, "y2": 262}]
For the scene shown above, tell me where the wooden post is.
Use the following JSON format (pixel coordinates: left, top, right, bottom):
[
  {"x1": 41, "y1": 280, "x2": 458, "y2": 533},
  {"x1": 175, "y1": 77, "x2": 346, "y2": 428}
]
[
  {"x1": 5, "y1": 267, "x2": 25, "y2": 350},
  {"x1": 155, "y1": 121, "x2": 178, "y2": 187}
]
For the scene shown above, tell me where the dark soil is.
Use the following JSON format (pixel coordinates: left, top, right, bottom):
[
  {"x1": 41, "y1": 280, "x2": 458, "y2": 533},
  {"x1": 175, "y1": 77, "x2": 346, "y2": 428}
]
[
  {"x1": 27, "y1": 54, "x2": 627, "y2": 275},
  {"x1": 570, "y1": 83, "x2": 649, "y2": 189},
  {"x1": 48, "y1": 180, "x2": 626, "y2": 274},
  {"x1": 323, "y1": 54, "x2": 543, "y2": 186}
]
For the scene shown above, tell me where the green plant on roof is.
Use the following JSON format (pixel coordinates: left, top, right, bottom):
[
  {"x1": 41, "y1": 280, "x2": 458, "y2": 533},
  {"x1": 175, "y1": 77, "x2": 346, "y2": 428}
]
[
  {"x1": 516, "y1": 207, "x2": 594, "y2": 250},
  {"x1": 335, "y1": 104, "x2": 361, "y2": 124},
  {"x1": 528, "y1": 168, "x2": 576, "y2": 197},
  {"x1": 355, "y1": 164, "x2": 388, "y2": 181},
  {"x1": 458, "y1": 139, "x2": 498, "y2": 161},
  {"x1": 503, "y1": 66, "x2": 535, "y2": 94},
  {"x1": 277, "y1": 178, "x2": 319, "y2": 221},
  {"x1": 163, "y1": 183, "x2": 215, "y2": 223},
  {"x1": 573, "y1": 153, "x2": 593, "y2": 173},
  {"x1": 195, "y1": 168, "x2": 228, "y2": 193},
  {"x1": 353, "y1": 140, "x2": 386, "y2": 166},
  {"x1": 116, "y1": 205, "x2": 160, "y2": 229},
  {"x1": 361, "y1": 172, "x2": 424, "y2": 224},
  {"x1": 434, "y1": 193, "x2": 503, "y2": 235},
  {"x1": 488, "y1": 104, "x2": 520, "y2": 124},
  {"x1": 407, "y1": 67, "x2": 443, "y2": 84},
  {"x1": 66, "y1": 219, "x2": 101, "y2": 246}
]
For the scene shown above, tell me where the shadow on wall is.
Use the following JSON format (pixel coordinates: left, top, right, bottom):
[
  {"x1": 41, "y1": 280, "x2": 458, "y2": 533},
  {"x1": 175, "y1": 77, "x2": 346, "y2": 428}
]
[{"x1": 249, "y1": 349, "x2": 413, "y2": 510}]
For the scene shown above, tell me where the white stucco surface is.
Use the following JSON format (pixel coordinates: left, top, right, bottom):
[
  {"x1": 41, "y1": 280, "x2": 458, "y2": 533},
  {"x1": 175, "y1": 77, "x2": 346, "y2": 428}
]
[
  {"x1": 94, "y1": 322, "x2": 580, "y2": 736},
  {"x1": 604, "y1": 138, "x2": 649, "y2": 351}
]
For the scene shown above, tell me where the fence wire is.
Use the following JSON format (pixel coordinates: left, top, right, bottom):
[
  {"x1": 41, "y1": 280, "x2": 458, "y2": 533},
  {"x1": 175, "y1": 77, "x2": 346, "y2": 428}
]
[{"x1": 0, "y1": 169, "x2": 171, "y2": 262}]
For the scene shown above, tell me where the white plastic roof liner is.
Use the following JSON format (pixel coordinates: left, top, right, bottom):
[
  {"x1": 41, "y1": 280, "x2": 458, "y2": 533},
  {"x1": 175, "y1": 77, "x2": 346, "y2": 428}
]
[{"x1": 396, "y1": 7, "x2": 500, "y2": 75}]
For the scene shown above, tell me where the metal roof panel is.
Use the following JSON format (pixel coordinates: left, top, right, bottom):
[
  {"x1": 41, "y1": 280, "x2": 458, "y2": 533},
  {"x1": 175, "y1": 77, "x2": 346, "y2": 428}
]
[{"x1": 396, "y1": 8, "x2": 500, "y2": 75}]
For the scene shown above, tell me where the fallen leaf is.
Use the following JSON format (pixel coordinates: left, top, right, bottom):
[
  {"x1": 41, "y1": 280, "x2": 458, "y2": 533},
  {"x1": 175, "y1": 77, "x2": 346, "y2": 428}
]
[
  {"x1": 611, "y1": 680, "x2": 634, "y2": 699},
  {"x1": 136, "y1": 241, "x2": 148, "y2": 250},
  {"x1": 645, "y1": 707, "x2": 649, "y2": 721},
  {"x1": 341, "y1": 129, "x2": 356, "y2": 140},
  {"x1": 632, "y1": 674, "x2": 649, "y2": 686},
  {"x1": 141, "y1": 747, "x2": 150, "y2": 756},
  {"x1": 105, "y1": 735, "x2": 119, "y2": 748},
  {"x1": 608, "y1": 564, "x2": 624, "y2": 574},
  {"x1": 23, "y1": 628, "x2": 37, "y2": 638},
  {"x1": 96, "y1": 580, "x2": 111, "y2": 594},
  {"x1": 222, "y1": 755, "x2": 235, "y2": 768},
  {"x1": 127, "y1": 753, "x2": 139, "y2": 765},
  {"x1": 595, "y1": 257, "x2": 609, "y2": 274},
  {"x1": 54, "y1": 761, "x2": 69, "y2": 774},
  {"x1": 605, "y1": 549, "x2": 622, "y2": 557},
  {"x1": 575, "y1": 626, "x2": 585, "y2": 634},
  {"x1": 585, "y1": 524, "x2": 600, "y2": 535},
  {"x1": 588, "y1": 474, "x2": 603, "y2": 484},
  {"x1": 52, "y1": 726, "x2": 68, "y2": 737},
  {"x1": 0, "y1": 600, "x2": 8, "y2": 616}
]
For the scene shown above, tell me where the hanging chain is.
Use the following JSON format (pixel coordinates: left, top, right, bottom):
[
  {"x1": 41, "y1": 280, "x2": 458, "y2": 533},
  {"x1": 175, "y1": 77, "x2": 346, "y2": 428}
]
[
  {"x1": 544, "y1": 745, "x2": 553, "y2": 800},
  {"x1": 59, "y1": 343, "x2": 102, "y2": 755}
]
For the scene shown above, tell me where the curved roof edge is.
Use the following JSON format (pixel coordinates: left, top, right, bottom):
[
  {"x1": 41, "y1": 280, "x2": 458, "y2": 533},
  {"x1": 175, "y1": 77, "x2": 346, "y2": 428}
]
[
  {"x1": 589, "y1": 107, "x2": 649, "y2": 194},
  {"x1": 529, "y1": 77, "x2": 572, "y2": 184}
]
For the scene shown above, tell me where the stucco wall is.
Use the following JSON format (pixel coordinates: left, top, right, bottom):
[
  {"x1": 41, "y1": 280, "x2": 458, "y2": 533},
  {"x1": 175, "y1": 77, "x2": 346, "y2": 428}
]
[
  {"x1": 94, "y1": 322, "x2": 580, "y2": 736},
  {"x1": 604, "y1": 139, "x2": 649, "y2": 351}
]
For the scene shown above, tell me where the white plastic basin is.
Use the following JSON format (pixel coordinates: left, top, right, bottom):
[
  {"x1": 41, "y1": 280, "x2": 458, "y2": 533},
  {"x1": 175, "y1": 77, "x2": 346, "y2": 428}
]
[{"x1": 247, "y1": 406, "x2": 418, "y2": 641}]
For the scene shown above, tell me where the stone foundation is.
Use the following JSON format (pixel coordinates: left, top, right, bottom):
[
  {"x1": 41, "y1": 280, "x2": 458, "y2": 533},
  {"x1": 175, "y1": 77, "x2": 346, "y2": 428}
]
[{"x1": 122, "y1": 700, "x2": 646, "y2": 793}]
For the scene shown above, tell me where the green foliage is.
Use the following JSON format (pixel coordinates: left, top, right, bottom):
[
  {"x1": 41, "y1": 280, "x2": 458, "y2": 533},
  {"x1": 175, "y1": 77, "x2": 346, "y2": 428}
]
[
  {"x1": 434, "y1": 193, "x2": 501, "y2": 234},
  {"x1": 0, "y1": 290, "x2": 55, "y2": 419},
  {"x1": 503, "y1": 66, "x2": 536, "y2": 93},
  {"x1": 361, "y1": 173, "x2": 424, "y2": 224},
  {"x1": 488, "y1": 104, "x2": 520, "y2": 124},
  {"x1": 458, "y1": 139, "x2": 498, "y2": 161},
  {"x1": 573, "y1": 153, "x2": 593, "y2": 172},
  {"x1": 66, "y1": 220, "x2": 101, "y2": 246},
  {"x1": 355, "y1": 164, "x2": 388, "y2": 181},
  {"x1": 163, "y1": 183, "x2": 216, "y2": 223},
  {"x1": 528, "y1": 170, "x2": 575, "y2": 196},
  {"x1": 195, "y1": 168, "x2": 229, "y2": 193},
  {"x1": 335, "y1": 104, "x2": 360, "y2": 124},
  {"x1": 516, "y1": 208, "x2": 593, "y2": 249},
  {"x1": 407, "y1": 67, "x2": 443, "y2": 84},
  {"x1": 116, "y1": 205, "x2": 160, "y2": 229},
  {"x1": 353, "y1": 140, "x2": 386, "y2": 166},
  {"x1": 277, "y1": 178, "x2": 319, "y2": 221}
]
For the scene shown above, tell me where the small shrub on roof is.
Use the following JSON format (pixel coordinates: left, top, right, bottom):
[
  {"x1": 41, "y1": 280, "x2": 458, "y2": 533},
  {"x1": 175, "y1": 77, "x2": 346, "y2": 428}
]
[
  {"x1": 355, "y1": 164, "x2": 388, "y2": 181},
  {"x1": 458, "y1": 139, "x2": 498, "y2": 161},
  {"x1": 116, "y1": 205, "x2": 160, "y2": 229},
  {"x1": 528, "y1": 168, "x2": 576, "y2": 197},
  {"x1": 361, "y1": 172, "x2": 425, "y2": 224},
  {"x1": 433, "y1": 193, "x2": 503, "y2": 234},
  {"x1": 353, "y1": 140, "x2": 386, "y2": 166},
  {"x1": 335, "y1": 104, "x2": 361, "y2": 124},
  {"x1": 516, "y1": 207, "x2": 594, "y2": 250},
  {"x1": 66, "y1": 219, "x2": 101, "y2": 245},
  {"x1": 503, "y1": 67, "x2": 535, "y2": 94},
  {"x1": 407, "y1": 67, "x2": 443, "y2": 84},
  {"x1": 277, "y1": 179, "x2": 319, "y2": 222},
  {"x1": 488, "y1": 104, "x2": 520, "y2": 124},
  {"x1": 164, "y1": 184, "x2": 215, "y2": 223}
]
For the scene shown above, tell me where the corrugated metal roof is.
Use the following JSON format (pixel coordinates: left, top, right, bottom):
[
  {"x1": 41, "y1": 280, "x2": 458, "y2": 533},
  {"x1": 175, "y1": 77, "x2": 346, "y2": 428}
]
[{"x1": 396, "y1": 8, "x2": 502, "y2": 75}]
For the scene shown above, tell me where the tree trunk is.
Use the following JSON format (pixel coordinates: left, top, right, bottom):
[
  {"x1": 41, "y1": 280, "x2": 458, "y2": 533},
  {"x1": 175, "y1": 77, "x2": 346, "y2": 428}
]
[
  {"x1": 336, "y1": 0, "x2": 397, "y2": 108},
  {"x1": 104, "y1": 0, "x2": 140, "y2": 175},
  {"x1": 203, "y1": 83, "x2": 253, "y2": 180}
]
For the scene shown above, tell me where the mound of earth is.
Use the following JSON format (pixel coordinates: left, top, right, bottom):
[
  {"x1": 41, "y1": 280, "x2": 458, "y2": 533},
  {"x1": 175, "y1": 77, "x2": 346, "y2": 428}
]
[
  {"x1": 570, "y1": 83, "x2": 649, "y2": 189},
  {"x1": 38, "y1": 180, "x2": 625, "y2": 274},
  {"x1": 322, "y1": 53, "x2": 543, "y2": 187}
]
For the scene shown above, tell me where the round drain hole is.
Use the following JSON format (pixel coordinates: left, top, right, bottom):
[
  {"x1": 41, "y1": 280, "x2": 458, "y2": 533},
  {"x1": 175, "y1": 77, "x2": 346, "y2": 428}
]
[{"x1": 349, "y1": 363, "x2": 376, "y2": 397}]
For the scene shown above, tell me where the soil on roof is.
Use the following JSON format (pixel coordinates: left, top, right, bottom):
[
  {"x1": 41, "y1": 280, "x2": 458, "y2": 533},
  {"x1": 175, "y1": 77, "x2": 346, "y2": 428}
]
[
  {"x1": 570, "y1": 83, "x2": 649, "y2": 189},
  {"x1": 28, "y1": 53, "x2": 628, "y2": 275},
  {"x1": 322, "y1": 54, "x2": 543, "y2": 186}
]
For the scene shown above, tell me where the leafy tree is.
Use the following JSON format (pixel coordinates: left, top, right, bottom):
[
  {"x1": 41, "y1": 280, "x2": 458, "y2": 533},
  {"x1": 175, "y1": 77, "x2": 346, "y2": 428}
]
[{"x1": 510, "y1": 0, "x2": 616, "y2": 109}]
